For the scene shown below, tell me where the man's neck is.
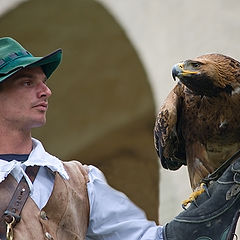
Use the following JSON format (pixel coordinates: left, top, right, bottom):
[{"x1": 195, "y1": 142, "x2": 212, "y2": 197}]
[{"x1": 0, "y1": 130, "x2": 32, "y2": 154}]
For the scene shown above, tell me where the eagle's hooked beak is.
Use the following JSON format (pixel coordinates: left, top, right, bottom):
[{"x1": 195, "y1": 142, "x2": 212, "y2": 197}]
[
  {"x1": 172, "y1": 63, "x2": 184, "y2": 81},
  {"x1": 172, "y1": 62, "x2": 198, "y2": 81}
]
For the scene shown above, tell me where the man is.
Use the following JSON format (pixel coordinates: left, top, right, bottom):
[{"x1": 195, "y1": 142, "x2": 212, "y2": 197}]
[{"x1": 0, "y1": 37, "x2": 239, "y2": 240}]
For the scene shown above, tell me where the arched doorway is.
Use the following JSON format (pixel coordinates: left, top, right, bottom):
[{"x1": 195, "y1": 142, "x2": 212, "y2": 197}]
[{"x1": 0, "y1": 0, "x2": 159, "y2": 221}]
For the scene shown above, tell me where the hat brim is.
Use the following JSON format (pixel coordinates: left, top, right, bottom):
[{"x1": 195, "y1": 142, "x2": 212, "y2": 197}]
[{"x1": 0, "y1": 48, "x2": 62, "y2": 82}]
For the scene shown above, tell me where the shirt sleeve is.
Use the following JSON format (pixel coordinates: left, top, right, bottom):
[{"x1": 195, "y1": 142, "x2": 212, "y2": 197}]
[{"x1": 86, "y1": 165, "x2": 163, "y2": 240}]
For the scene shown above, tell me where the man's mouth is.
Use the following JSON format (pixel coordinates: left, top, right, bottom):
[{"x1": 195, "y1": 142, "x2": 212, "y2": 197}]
[{"x1": 33, "y1": 102, "x2": 48, "y2": 111}]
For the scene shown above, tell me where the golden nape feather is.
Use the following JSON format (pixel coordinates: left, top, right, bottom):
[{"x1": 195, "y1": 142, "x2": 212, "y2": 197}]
[{"x1": 154, "y1": 53, "x2": 240, "y2": 190}]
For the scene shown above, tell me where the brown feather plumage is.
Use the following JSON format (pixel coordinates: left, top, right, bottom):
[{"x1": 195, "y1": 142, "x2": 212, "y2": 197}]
[{"x1": 154, "y1": 53, "x2": 240, "y2": 189}]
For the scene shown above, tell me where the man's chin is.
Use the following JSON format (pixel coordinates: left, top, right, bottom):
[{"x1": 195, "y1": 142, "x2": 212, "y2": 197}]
[{"x1": 30, "y1": 119, "x2": 47, "y2": 129}]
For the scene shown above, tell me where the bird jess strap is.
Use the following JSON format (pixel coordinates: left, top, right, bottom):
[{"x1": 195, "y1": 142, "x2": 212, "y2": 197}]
[{"x1": 0, "y1": 166, "x2": 39, "y2": 240}]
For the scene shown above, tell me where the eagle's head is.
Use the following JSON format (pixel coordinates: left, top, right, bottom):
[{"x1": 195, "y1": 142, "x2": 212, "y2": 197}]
[{"x1": 172, "y1": 54, "x2": 240, "y2": 97}]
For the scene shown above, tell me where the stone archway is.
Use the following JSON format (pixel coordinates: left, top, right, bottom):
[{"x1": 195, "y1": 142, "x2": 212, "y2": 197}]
[{"x1": 0, "y1": 0, "x2": 159, "y2": 221}]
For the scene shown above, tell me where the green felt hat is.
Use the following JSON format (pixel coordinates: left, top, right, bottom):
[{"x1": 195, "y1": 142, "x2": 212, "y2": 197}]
[{"x1": 0, "y1": 37, "x2": 62, "y2": 82}]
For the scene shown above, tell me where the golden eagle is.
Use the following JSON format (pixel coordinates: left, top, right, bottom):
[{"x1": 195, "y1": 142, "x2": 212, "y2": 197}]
[{"x1": 154, "y1": 53, "x2": 240, "y2": 190}]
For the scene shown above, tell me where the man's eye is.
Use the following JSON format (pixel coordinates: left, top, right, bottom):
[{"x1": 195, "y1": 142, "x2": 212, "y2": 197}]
[{"x1": 23, "y1": 81, "x2": 32, "y2": 86}]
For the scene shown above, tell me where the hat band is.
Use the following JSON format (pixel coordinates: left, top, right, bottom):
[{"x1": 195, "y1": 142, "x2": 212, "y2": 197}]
[{"x1": 0, "y1": 50, "x2": 32, "y2": 69}]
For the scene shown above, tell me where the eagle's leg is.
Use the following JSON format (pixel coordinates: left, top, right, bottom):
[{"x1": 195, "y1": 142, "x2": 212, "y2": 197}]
[{"x1": 186, "y1": 141, "x2": 214, "y2": 189}]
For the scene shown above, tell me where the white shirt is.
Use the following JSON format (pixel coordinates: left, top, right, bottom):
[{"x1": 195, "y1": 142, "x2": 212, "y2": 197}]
[{"x1": 0, "y1": 138, "x2": 163, "y2": 240}]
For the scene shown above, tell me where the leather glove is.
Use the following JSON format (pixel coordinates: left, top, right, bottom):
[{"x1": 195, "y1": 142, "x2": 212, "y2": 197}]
[{"x1": 163, "y1": 159, "x2": 240, "y2": 240}]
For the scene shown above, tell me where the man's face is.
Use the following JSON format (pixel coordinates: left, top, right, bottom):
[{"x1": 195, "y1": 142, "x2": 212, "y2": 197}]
[{"x1": 0, "y1": 66, "x2": 52, "y2": 131}]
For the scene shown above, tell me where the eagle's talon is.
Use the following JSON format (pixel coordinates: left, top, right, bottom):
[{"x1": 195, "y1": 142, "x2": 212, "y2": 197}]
[
  {"x1": 181, "y1": 183, "x2": 206, "y2": 208},
  {"x1": 193, "y1": 199, "x2": 199, "y2": 208},
  {"x1": 202, "y1": 183, "x2": 210, "y2": 198},
  {"x1": 181, "y1": 204, "x2": 187, "y2": 211}
]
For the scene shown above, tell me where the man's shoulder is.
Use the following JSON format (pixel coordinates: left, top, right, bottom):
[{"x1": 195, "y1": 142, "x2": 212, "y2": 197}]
[{"x1": 62, "y1": 160, "x2": 89, "y2": 183}]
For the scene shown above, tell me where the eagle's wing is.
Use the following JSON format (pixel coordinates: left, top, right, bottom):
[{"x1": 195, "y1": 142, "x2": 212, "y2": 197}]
[{"x1": 154, "y1": 84, "x2": 186, "y2": 170}]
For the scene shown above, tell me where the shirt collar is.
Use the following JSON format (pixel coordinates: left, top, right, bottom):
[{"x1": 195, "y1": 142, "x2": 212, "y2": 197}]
[{"x1": 0, "y1": 138, "x2": 69, "y2": 183}]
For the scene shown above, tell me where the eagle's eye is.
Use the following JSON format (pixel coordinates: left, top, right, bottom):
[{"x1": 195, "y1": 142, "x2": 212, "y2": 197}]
[{"x1": 191, "y1": 62, "x2": 201, "y2": 68}]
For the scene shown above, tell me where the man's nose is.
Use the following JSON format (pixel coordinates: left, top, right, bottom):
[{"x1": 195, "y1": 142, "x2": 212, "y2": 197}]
[{"x1": 37, "y1": 82, "x2": 52, "y2": 98}]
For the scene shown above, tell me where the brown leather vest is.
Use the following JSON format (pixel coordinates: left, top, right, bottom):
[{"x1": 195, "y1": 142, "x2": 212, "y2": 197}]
[{"x1": 0, "y1": 161, "x2": 90, "y2": 240}]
